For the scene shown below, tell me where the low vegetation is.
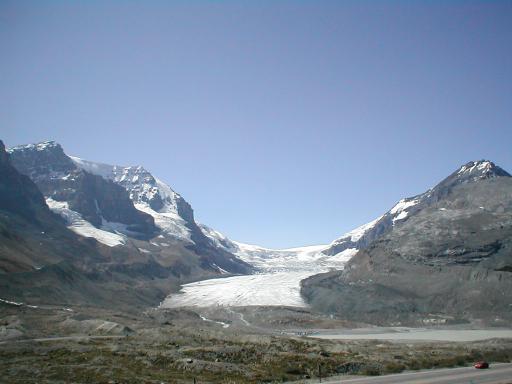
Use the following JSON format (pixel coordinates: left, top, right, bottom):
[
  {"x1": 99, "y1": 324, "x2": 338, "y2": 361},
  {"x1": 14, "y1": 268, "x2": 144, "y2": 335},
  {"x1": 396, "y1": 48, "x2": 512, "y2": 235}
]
[{"x1": 1, "y1": 305, "x2": 512, "y2": 383}]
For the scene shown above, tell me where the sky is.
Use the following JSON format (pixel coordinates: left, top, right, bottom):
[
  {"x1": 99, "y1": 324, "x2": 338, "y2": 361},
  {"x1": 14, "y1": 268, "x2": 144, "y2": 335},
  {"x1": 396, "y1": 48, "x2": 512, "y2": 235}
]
[{"x1": 1, "y1": 1, "x2": 511, "y2": 248}]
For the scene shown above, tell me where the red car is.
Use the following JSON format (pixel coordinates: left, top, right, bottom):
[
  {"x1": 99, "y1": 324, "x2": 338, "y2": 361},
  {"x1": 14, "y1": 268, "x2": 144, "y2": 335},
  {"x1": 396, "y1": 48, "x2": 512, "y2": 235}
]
[{"x1": 474, "y1": 361, "x2": 489, "y2": 369}]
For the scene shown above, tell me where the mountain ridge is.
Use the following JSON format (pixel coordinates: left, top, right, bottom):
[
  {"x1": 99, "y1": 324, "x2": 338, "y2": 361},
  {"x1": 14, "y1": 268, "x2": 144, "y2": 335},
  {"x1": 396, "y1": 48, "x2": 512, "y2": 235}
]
[
  {"x1": 5, "y1": 139, "x2": 511, "y2": 320},
  {"x1": 7, "y1": 140, "x2": 253, "y2": 276},
  {"x1": 302, "y1": 160, "x2": 512, "y2": 325},
  {"x1": 0, "y1": 139, "x2": 255, "y2": 310},
  {"x1": 322, "y1": 159, "x2": 511, "y2": 257}
]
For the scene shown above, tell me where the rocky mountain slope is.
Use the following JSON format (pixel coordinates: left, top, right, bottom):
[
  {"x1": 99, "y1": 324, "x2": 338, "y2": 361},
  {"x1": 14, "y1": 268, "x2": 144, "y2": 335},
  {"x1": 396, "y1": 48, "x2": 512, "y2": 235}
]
[
  {"x1": 6, "y1": 138, "x2": 511, "y2": 320},
  {"x1": 9, "y1": 142, "x2": 158, "y2": 239},
  {"x1": 1, "y1": 140, "x2": 255, "y2": 310},
  {"x1": 0, "y1": 140, "x2": 103, "y2": 274},
  {"x1": 322, "y1": 160, "x2": 510, "y2": 256},
  {"x1": 69, "y1": 154, "x2": 345, "y2": 274},
  {"x1": 0, "y1": 139, "x2": 123, "y2": 307},
  {"x1": 7, "y1": 141, "x2": 251, "y2": 276},
  {"x1": 8, "y1": 141, "x2": 367, "y2": 278},
  {"x1": 302, "y1": 161, "x2": 512, "y2": 326}
]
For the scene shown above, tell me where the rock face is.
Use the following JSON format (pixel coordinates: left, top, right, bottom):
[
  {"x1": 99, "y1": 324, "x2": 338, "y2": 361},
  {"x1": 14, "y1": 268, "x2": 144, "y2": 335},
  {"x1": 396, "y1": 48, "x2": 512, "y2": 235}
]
[
  {"x1": 0, "y1": 140, "x2": 104, "y2": 273},
  {"x1": 0, "y1": 140, "x2": 49, "y2": 222},
  {"x1": 302, "y1": 161, "x2": 512, "y2": 326},
  {"x1": 322, "y1": 160, "x2": 511, "y2": 256},
  {"x1": 8, "y1": 142, "x2": 158, "y2": 238}
]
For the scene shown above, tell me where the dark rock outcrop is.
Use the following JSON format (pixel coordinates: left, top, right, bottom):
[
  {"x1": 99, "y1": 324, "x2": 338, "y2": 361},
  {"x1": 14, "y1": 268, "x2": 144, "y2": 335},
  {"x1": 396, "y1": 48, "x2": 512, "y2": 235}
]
[
  {"x1": 0, "y1": 140, "x2": 50, "y2": 222},
  {"x1": 0, "y1": 140, "x2": 104, "y2": 273}
]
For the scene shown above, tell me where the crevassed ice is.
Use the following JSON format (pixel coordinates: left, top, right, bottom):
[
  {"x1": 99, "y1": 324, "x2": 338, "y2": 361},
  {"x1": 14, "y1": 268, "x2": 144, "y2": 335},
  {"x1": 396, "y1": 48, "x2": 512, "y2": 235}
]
[
  {"x1": 163, "y1": 225, "x2": 357, "y2": 307},
  {"x1": 161, "y1": 249, "x2": 357, "y2": 308}
]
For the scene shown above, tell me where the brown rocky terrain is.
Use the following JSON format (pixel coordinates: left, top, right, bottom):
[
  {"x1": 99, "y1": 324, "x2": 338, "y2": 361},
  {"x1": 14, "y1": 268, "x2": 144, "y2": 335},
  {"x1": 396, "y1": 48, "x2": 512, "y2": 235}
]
[{"x1": 2, "y1": 302, "x2": 512, "y2": 383}]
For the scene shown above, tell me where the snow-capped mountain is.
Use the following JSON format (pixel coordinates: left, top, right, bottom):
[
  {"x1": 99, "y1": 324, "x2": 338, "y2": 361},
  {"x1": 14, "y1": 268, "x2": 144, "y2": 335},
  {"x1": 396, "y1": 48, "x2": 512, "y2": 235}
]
[
  {"x1": 70, "y1": 156, "x2": 195, "y2": 243},
  {"x1": 302, "y1": 160, "x2": 512, "y2": 325},
  {"x1": 7, "y1": 141, "x2": 252, "y2": 275},
  {"x1": 0, "y1": 140, "x2": 104, "y2": 273},
  {"x1": 13, "y1": 141, "x2": 505, "y2": 282},
  {"x1": 71, "y1": 155, "x2": 354, "y2": 272},
  {"x1": 199, "y1": 224, "x2": 357, "y2": 273},
  {"x1": 5, "y1": 140, "x2": 358, "y2": 310},
  {"x1": 8, "y1": 142, "x2": 158, "y2": 241},
  {"x1": 6, "y1": 141, "x2": 361, "y2": 276},
  {"x1": 322, "y1": 160, "x2": 510, "y2": 256},
  {"x1": 6, "y1": 140, "x2": 509, "y2": 313}
]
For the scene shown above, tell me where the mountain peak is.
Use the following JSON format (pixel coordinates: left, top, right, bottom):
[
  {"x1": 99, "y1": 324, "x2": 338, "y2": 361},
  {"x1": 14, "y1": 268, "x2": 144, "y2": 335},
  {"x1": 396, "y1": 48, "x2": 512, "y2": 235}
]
[
  {"x1": 456, "y1": 160, "x2": 510, "y2": 179},
  {"x1": 8, "y1": 140, "x2": 62, "y2": 153},
  {"x1": 7, "y1": 140, "x2": 76, "y2": 180}
]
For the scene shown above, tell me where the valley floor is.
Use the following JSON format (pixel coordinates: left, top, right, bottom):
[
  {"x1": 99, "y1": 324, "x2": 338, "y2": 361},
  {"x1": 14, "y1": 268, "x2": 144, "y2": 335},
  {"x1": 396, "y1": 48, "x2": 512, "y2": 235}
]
[{"x1": 2, "y1": 303, "x2": 512, "y2": 383}]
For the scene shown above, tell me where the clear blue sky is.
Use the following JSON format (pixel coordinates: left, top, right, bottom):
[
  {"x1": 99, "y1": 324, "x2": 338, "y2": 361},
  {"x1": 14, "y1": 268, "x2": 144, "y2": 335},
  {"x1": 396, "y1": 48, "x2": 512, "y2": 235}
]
[{"x1": 1, "y1": 1, "x2": 511, "y2": 248}]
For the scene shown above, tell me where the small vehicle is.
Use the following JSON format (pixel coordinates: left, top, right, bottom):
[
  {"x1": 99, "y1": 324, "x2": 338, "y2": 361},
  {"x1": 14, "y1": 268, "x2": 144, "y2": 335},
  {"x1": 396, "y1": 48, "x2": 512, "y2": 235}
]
[{"x1": 474, "y1": 361, "x2": 489, "y2": 369}]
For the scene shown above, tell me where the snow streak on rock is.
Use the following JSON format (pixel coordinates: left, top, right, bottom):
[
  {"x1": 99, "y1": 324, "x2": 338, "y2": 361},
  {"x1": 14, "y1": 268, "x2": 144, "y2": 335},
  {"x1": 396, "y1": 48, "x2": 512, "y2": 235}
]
[{"x1": 46, "y1": 198, "x2": 126, "y2": 247}]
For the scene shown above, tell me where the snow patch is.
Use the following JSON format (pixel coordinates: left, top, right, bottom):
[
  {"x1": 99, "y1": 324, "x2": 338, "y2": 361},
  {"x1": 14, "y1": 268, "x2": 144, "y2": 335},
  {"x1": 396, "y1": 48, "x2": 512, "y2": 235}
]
[
  {"x1": 390, "y1": 198, "x2": 419, "y2": 224},
  {"x1": 393, "y1": 210, "x2": 409, "y2": 222},
  {"x1": 69, "y1": 156, "x2": 115, "y2": 179},
  {"x1": 212, "y1": 263, "x2": 230, "y2": 275},
  {"x1": 390, "y1": 198, "x2": 419, "y2": 215},
  {"x1": 0, "y1": 298, "x2": 23, "y2": 306},
  {"x1": 46, "y1": 198, "x2": 126, "y2": 247},
  {"x1": 457, "y1": 161, "x2": 492, "y2": 176},
  {"x1": 0, "y1": 298, "x2": 40, "y2": 309},
  {"x1": 135, "y1": 203, "x2": 192, "y2": 243},
  {"x1": 7, "y1": 141, "x2": 59, "y2": 153},
  {"x1": 199, "y1": 314, "x2": 230, "y2": 328},
  {"x1": 343, "y1": 216, "x2": 383, "y2": 242},
  {"x1": 328, "y1": 248, "x2": 358, "y2": 264}
]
